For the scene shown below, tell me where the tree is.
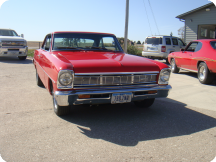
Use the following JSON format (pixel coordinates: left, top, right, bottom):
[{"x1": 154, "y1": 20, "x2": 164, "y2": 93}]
[
  {"x1": 178, "y1": 27, "x2": 185, "y2": 41},
  {"x1": 137, "y1": 40, "x2": 141, "y2": 44}
]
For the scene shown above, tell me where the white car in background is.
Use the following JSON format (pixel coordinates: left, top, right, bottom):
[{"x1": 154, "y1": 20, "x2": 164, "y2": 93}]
[
  {"x1": 142, "y1": 35, "x2": 186, "y2": 63},
  {"x1": 0, "y1": 28, "x2": 28, "y2": 60}
]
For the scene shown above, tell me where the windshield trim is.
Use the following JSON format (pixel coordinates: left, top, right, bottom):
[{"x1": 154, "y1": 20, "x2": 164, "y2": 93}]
[{"x1": 51, "y1": 33, "x2": 123, "y2": 52}]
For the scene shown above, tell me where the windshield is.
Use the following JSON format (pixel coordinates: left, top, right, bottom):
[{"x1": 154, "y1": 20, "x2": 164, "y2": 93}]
[
  {"x1": 0, "y1": 30, "x2": 18, "y2": 36},
  {"x1": 145, "y1": 37, "x2": 162, "y2": 45},
  {"x1": 52, "y1": 33, "x2": 123, "y2": 52}
]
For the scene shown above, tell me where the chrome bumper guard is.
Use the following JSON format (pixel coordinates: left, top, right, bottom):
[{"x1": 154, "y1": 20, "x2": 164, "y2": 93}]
[{"x1": 54, "y1": 85, "x2": 172, "y2": 106}]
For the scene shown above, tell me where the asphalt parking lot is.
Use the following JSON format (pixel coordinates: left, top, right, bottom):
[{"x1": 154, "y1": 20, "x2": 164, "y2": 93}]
[{"x1": 0, "y1": 57, "x2": 216, "y2": 162}]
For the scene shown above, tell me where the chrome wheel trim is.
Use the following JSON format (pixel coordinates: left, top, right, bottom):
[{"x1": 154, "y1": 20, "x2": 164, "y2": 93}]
[
  {"x1": 199, "y1": 66, "x2": 206, "y2": 81},
  {"x1": 171, "y1": 59, "x2": 175, "y2": 71},
  {"x1": 52, "y1": 89, "x2": 58, "y2": 111},
  {"x1": 53, "y1": 96, "x2": 58, "y2": 110}
]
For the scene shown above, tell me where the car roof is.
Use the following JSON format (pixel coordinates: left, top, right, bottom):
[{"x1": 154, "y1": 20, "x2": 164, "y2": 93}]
[
  {"x1": 0, "y1": 28, "x2": 15, "y2": 31},
  {"x1": 146, "y1": 35, "x2": 180, "y2": 38},
  {"x1": 51, "y1": 31, "x2": 115, "y2": 36}
]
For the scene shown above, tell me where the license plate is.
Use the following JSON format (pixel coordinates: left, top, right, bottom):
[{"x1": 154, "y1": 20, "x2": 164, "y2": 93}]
[
  {"x1": 111, "y1": 92, "x2": 132, "y2": 104},
  {"x1": 148, "y1": 48, "x2": 156, "y2": 51}
]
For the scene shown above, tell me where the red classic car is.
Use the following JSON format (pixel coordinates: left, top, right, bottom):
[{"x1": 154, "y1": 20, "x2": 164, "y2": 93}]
[
  {"x1": 33, "y1": 31, "x2": 172, "y2": 116},
  {"x1": 168, "y1": 39, "x2": 216, "y2": 84}
]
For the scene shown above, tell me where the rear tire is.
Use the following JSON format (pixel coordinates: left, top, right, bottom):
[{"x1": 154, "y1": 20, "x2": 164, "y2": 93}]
[
  {"x1": 18, "y1": 56, "x2": 27, "y2": 60},
  {"x1": 134, "y1": 98, "x2": 155, "y2": 108},
  {"x1": 51, "y1": 83, "x2": 70, "y2": 116},
  {"x1": 198, "y1": 62, "x2": 214, "y2": 84},
  {"x1": 170, "y1": 58, "x2": 179, "y2": 73}
]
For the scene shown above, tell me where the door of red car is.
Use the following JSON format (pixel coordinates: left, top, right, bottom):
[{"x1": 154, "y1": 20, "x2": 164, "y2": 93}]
[
  {"x1": 190, "y1": 42, "x2": 202, "y2": 71},
  {"x1": 180, "y1": 42, "x2": 199, "y2": 69},
  {"x1": 37, "y1": 35, "x2": 52, "y2": 83}
]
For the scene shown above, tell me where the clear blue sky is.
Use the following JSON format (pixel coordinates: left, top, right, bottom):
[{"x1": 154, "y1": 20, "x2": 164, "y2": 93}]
[{"x1": 0, "y1": 0, "x2": 213, "y2": 42}]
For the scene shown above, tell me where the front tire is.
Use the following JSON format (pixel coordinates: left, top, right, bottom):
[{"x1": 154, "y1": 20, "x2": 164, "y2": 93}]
[
  {"x1": 18, "y1": 56, "x2": 27, "y2": 60},
  {"x1": 134, "y1": 98, "x2": 155, "y2": 108},
  {"x1": 198, "y1": 62, "x2": 214, "y2": 84},
  {"x1": 51, "y1": 83, "x2": 70, "y2": 116},
  {"x1": 171, "y1": 58, "x2": 179, "y2": 73},
  {"x1": 36, "y1": 70, "x2": 44, "y2": 87}
]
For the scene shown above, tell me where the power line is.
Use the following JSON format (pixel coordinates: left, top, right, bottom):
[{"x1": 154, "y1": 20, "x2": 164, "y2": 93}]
[
  {"x1": 148, "y1": 0, "x2": 160, "y2": 35},
  {"x1": 142, "y1": 0, "x2": 152, "y2": 36}
]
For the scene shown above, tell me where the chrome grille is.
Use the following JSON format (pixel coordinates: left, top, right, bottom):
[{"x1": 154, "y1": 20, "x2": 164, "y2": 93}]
[
  {"x1": 2, "y1": 41, "x2": 24, "y2": 47},
  {"x1": 73, "y1": 72, "x2": 158, "y2": 88}
]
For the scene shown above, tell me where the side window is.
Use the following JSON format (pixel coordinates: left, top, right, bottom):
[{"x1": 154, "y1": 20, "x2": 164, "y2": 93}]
[
  {"x1": 165, "y1": 38, "x2": 171, "y2": 45},
  {"x1": 172, "y1": 38, "x2": 178, "y2": 45},
  {"x1": 178, "y1": 39, "x2": 185, "y2": 46},
  {"x1": 42, "y1": 35, "x2": 51, "y2": 51},
  {"x1": 185, "y1": 42, "x2": 198, "y2": 52},
  {"x1": 210, "y1": 41, "x2": 216, "y2": 49},
  {"x1": 194, "y1": 42, "x2": 202, "y2": 52}
]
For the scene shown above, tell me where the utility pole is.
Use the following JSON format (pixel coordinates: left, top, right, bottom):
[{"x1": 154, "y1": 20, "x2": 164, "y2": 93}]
[{"x1": 124, "y1": 0, "x2": 129, "y2": 53}]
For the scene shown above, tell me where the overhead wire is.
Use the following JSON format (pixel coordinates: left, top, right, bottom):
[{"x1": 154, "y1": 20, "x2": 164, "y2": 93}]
[
  {"x1": 148, "y1": 0, "x2": 160, "y2": 35},
  {"x1": 142, "y1": 0, "x2": 152, "y2": 36}
]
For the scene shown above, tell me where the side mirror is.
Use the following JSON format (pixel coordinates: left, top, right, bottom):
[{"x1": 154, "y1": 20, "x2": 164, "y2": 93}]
[{"x1": 21, "y1": 34, "x2": 24, "y2": 38}]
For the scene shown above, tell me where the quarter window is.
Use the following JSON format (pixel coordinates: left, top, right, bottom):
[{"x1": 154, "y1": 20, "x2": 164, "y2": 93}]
[
  {"x1": 172, "y1": 38, "x2": 178, "y2": 45},
  {"x1": 178, "y1": 39, "x2": 185, "y2": 46},
  {"x1": 194, "y1": 42, "x2": 202, "y2": 52},
  {"x1": 42, "y1": 35, "x2": 51, "y2": 51},
  {"x1": 210, "y1": 41, "x2": 216, "y2": 49}
]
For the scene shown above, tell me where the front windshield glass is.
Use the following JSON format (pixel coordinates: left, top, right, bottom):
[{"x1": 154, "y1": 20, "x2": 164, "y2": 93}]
[
  {"x1": 0, "y1": 30, "x2": 18, "y2": 36},
  {"x1": 53, "y1": 33, "x2": 123, "y2": 52}
]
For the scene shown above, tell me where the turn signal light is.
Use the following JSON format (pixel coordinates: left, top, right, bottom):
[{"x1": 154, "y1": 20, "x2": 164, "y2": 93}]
[
  {"x1": 148, "y1": 90, "x2": 157, "y2": 94},
  {"x1": 78, "y1": 95, "x2": 90, "y2": 99}
]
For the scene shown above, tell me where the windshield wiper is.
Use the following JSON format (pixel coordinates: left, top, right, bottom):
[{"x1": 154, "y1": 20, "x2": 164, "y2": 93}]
[
  {"x1": 90, "y1": 47, "x2": 108, "y2": 50},
  {"x1": 55, "y1": 47, "x2": 84, "y2": 50}
]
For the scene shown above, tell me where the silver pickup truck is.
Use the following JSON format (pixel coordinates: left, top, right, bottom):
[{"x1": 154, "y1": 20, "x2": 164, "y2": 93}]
[{"x1": 0, "y1": 28, "x2": 28, "y2": 60}]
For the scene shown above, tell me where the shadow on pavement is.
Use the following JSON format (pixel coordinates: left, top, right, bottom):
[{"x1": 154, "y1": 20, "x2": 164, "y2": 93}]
[
  {"x1": 60, "y1": 98, "x2": 216, "y2": 146},
  {"x1": 0, "y1": 57, "x2": 33, "y2": 64},
  {"x1": 177, "y1": 70, "x2": 216, "y2": 85}
]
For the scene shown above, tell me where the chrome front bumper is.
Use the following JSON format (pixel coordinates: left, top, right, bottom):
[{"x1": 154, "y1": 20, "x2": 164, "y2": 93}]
[
  {"x1": 54, "y1": 85, "x2": 172, "y2": 106},
  {"x1": 0, "y1": 47, "x2": 28, "y2": 56}
]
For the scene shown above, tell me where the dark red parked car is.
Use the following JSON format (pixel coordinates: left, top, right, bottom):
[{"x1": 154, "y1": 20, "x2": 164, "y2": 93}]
[{"x1": 168, "y1": 39, "x2": 216, "y2": 84}]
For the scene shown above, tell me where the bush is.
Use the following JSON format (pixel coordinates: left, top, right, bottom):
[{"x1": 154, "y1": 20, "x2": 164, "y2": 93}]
[{"x1": 127, "y1": 45, "x2": 139, "y2": 56}]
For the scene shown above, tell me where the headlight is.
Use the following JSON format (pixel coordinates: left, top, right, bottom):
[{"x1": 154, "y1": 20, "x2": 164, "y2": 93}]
[
  {"x1": 57, "y1": 70, "x2": 74, "y2": 89},
  {"x1": 158, "y1": 68, "x2": 171, "y2": 85},
  {"x1": 24, "y1": 41, "x2": 27, "y2": 46}
]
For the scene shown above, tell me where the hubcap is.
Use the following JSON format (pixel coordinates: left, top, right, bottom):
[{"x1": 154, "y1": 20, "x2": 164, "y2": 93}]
[
  {"x1": 199, "y1": 66, "x2": 206, "y2": 81},
  {"x1": 171, "y1": 60, "x2": 175, "y2": 71}
]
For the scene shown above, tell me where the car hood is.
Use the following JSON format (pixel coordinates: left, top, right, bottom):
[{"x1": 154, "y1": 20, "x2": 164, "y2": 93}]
[
  {"x1": 0, "y1": 36, "x2": 26, "y2": 41},
  {"x1": 55, "y1": 51, "x2": 160, "y2": 73}
]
